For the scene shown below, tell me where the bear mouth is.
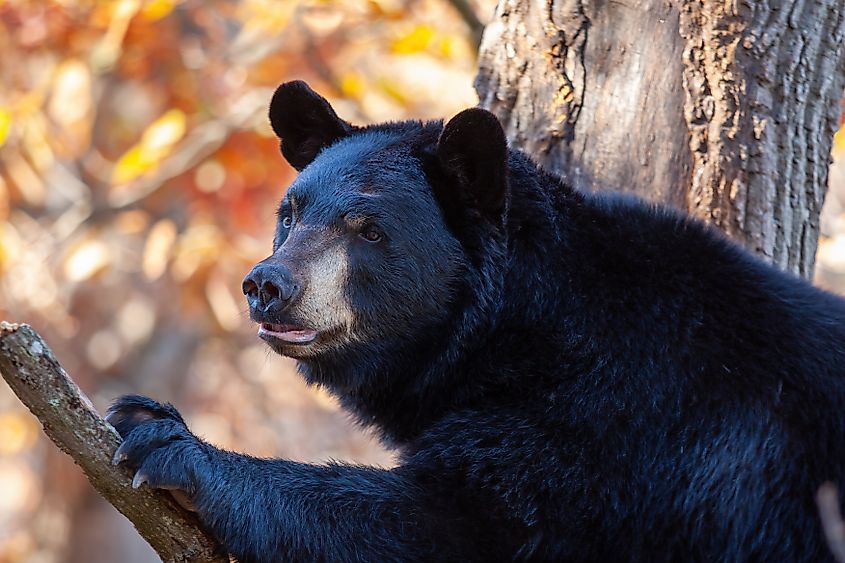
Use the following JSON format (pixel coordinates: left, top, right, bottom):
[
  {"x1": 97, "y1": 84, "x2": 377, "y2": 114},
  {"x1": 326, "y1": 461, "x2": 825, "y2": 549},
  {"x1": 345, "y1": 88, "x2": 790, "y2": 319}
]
[{"x1": 258, "y1": 323, "x2": 319, "y2": 344}]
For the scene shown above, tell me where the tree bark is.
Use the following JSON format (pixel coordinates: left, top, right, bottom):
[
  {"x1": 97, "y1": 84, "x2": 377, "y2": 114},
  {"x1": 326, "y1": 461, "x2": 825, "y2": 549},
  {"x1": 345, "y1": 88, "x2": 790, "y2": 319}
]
[
  {"x1": 0, "y1": 322, "x2": 228, "y2": 563},
  {"x1": 475, "y1": 0, "x2": 845, "y2": 278}
]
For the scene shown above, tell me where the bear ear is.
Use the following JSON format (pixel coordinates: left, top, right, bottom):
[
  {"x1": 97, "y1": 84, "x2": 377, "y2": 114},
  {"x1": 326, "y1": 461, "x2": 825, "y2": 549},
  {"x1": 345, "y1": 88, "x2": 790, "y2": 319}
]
[
  {"x1": 436, "y1": 108, "x2": 508, "y2": 222},
  {"x1": 269, "y1": 81, "x2": 353, "y2": 171}
]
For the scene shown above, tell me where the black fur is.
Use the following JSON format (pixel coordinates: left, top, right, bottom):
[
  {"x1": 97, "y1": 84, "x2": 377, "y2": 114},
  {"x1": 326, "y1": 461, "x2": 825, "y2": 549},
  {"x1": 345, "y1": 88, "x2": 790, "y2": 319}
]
[
  {"x1": 436, "y1": 108, "x2": 509, "y2": 223},
  {"x1": 107, "y1": 82, "x2": 845, "y2": 562},
  {"x1": 269, "y1": 80, "x2": 354, "y2": 171}
]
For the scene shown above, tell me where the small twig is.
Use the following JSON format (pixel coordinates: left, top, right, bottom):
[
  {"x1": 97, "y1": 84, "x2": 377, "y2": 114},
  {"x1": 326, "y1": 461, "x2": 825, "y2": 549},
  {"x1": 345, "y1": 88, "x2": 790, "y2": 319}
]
[
  {"x1": 0, "y1": 322, "x2": 228, "y2": 563},
  {"x1": 817, "y1": 482, "x2": 845, "y2": 562}
]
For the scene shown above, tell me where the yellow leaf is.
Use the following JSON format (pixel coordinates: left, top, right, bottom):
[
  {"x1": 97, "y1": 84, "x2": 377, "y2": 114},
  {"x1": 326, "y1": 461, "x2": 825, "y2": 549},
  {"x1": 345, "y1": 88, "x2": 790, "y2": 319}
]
[
  {"x1": 436, "y1": 36, "x2": 456, "y2": 58},
  {"x1": 141, "y1": 108, "x2": 186, "y2": 153},
  {"x1": 141, "y1": 0, "x2": 177, "y2": 20},
  {"x1": 0, "y1": 108, "x2": 10, "y2": 147},
  {"x1": 112, "y1": 109, "x2": 186, "y2": 184},
  {"x1": 378, "y1": 79, "x2": 412, "y2": 107},
  {"x1": 391, "y1": 25, "x2": 436, "y2": 55},
  {"x1": 112, "y1": 145, "x2": 149, "y2": 185},
  {"x1": 340, "y1": 73, "x2": 365, "y2": 99},
  {"x1": 834, "y1": 125, "x2": 845, "y2": 158}
]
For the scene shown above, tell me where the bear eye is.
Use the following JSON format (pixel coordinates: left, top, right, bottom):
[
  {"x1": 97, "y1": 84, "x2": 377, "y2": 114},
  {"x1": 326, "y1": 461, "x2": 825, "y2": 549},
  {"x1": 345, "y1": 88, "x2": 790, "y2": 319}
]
[
  {"x1": 360, "y1": 227, "x2": 382, "y2": 243},
  {"x1": 282, "y1": 215, "x2": 293, "y2": 229}
]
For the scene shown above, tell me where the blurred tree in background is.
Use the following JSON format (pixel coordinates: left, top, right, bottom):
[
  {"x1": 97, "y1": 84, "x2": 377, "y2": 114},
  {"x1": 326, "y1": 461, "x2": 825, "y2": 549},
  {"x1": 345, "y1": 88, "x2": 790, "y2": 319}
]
[
  {"x1": 0, "y1": 1, "x2": 491, "y2": 561},
  {"x1": 3, "y1": 1, "x2": 845, "y2": 562}
]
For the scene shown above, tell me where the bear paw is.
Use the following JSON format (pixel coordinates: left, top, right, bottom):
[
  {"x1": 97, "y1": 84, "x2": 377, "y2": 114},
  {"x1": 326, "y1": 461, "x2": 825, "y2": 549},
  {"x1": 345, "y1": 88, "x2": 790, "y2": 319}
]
[{"x1": 106, "y1": 395, "x2": 207, "y2": 510}]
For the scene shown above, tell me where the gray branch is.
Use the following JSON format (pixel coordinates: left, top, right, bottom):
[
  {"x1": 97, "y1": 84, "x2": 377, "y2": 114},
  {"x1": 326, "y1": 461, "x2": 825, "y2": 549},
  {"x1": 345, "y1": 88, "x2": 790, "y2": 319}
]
[{"x1": 0, "y1": 322, "x2": 228, "y2": 563}]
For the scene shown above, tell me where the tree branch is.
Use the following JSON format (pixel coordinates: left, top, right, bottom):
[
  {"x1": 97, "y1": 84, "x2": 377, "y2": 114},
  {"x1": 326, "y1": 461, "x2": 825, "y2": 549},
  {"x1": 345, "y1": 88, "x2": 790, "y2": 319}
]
[{"x1": 0, "y1": 322, "x2": 228, "y2": 563}]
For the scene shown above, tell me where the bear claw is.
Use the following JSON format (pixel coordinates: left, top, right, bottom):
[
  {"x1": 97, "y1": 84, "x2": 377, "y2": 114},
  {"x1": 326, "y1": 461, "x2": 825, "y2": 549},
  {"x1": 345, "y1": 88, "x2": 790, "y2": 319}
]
[
  {"x1": 112, "y1": 448, "x2": 128, "y2": 466},
  {"x1": 132, "y1": 471, "x2": 149, "y2": 489}
]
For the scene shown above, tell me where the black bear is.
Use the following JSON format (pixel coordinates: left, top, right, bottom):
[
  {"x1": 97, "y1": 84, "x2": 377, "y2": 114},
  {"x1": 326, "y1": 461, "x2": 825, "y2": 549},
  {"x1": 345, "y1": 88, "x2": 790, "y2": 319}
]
[{"x1": 107, "y1": 80, "x2": 845, "y2": 562}]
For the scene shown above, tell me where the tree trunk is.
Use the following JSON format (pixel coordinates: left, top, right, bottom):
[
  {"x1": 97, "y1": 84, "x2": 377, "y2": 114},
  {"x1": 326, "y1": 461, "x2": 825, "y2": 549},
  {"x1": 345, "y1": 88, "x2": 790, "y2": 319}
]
[{"x1": 475, "y1": 0, "x2": 845, "y2": 278}]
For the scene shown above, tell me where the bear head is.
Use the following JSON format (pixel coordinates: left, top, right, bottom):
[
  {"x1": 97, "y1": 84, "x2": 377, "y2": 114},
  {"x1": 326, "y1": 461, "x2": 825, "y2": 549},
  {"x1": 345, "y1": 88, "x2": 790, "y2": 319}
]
[{"x1": 243, "y1": 80, "x2": 509, "y2": 370}]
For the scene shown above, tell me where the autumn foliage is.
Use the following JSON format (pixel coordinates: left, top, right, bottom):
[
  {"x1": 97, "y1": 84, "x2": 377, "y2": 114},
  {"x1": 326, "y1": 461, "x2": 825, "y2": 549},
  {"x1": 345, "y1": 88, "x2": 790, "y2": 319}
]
[{"x1": 0, "y1": 1, "x2": 489, "y2": 561}]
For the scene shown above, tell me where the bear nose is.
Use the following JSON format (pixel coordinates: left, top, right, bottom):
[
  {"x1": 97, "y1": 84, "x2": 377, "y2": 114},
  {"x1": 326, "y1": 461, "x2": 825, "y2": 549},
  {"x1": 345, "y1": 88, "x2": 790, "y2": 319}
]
[{"x1": 242, "y1": 264, "x2": 299, "y2": 314}]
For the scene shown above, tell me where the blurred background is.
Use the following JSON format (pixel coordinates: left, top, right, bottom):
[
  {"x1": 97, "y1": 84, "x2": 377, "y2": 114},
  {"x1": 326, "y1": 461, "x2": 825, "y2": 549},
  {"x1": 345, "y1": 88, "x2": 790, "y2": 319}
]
[
  {"x1": 0, "y1": 1, "x2": 492, "y2": 561},
  {"x1": 1, "y1": 1, "x2": 845, "y2": 561}
]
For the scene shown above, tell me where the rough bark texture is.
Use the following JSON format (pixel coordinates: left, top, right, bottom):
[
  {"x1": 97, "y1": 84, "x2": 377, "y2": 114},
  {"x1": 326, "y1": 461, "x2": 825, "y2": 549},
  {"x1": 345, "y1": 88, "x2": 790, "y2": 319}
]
[
  {"x1": 0, "y1": 322, "x2": 229, "y2": 563},
  {"x1": 476, "y1": 0, "x2": 845, "y2": 277}
]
